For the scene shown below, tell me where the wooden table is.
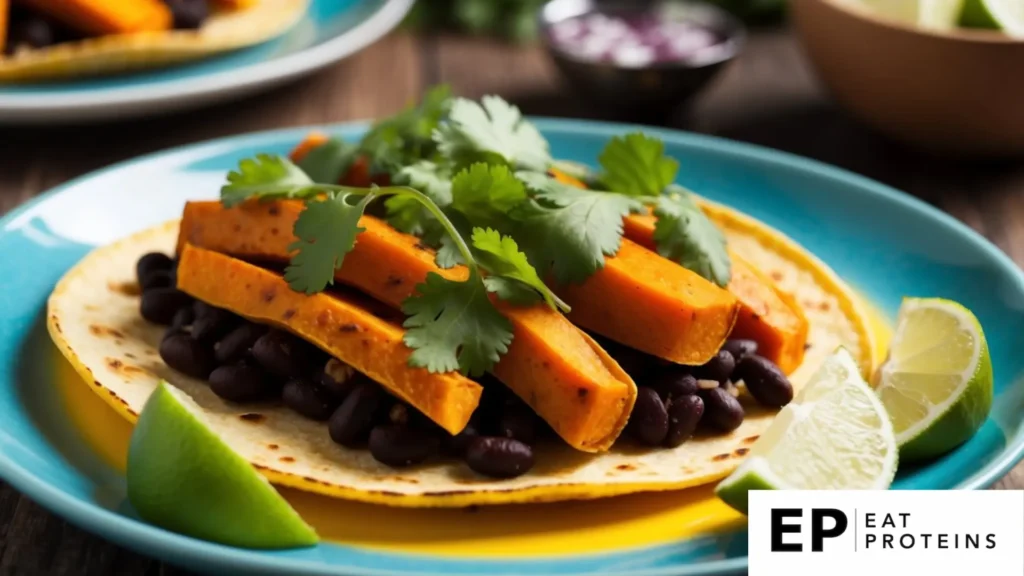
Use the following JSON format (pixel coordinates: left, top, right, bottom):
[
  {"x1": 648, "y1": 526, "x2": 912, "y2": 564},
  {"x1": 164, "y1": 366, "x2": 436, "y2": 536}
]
[{"x1": 0, "y1": 27, "x2": 1021, "y2": 575}]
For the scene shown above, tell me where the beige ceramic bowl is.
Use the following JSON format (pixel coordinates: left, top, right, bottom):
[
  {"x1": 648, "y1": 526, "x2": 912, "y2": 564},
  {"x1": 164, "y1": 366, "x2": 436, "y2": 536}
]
[{"x1": 791, "y1": 0, "x2": 1024, "y2": 155}]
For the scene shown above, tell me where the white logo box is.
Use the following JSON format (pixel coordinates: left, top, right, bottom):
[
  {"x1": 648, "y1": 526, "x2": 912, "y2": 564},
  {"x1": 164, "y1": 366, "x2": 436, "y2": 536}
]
[{"x1": 749, "y1": 490, "x2": 1024, "y2": 576}]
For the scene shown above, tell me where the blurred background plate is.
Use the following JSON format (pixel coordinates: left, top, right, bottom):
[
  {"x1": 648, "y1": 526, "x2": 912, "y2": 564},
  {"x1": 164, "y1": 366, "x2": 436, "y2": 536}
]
[{"x1": 0, "y1": 0, "x2": 414, "y2": 124}]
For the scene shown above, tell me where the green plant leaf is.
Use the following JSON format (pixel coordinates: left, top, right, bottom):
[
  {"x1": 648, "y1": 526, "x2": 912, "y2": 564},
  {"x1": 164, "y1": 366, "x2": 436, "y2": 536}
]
[
  {"x1": 514, "y1": 172, "x2": 642, "y2": 285},
  {"x1": 450, "y1": 163, "x2": 527, "y2": 231},
  {"x1": 385, "y1": 161, "x2": 453, "y2": 236},
  {"x1": 471, "y1": 227, "x2": 567, "y2": 311},
  {"x1": 297, "y1": 138, "x2": 358, "y2": 185},
  {"x1": 598, "y1": 133, "x2": 679, "y2": 197},
  {"x1": 435, "y1": 96, "x2": 551, "y2": 171},
  {"x1": 360, "y1": 85, "x2": 452, "y2": 173},
  {"x1": 284, "y1": 192, "x2": 375, "y2": 294},
  {"x1": 221, "y1": 155, "x2": 314, "y2": 207},
  {"x1": 652, "y1": 186, "x2": 731, "y2": 286},
  {"x1": 402, "y1": 270, "x2": 514, "y2": 376}
]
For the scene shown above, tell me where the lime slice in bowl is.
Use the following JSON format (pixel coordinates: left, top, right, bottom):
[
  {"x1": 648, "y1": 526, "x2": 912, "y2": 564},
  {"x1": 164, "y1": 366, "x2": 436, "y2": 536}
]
[
  {"x1": 127, "y1": 382, "x2": 318, "y2": 549},
  {"x1": 960, "y1": 0, "x2": 1024, "y2": 36},
  {"x1": 857, "y1": 0, "x2": 965, "y2": 30},
  {"x1": 716, "y1": 348, "x2": 898, "y2": 514},
  {"x1": 875, "y1": 298, "x2": 993, "y2": 462}
]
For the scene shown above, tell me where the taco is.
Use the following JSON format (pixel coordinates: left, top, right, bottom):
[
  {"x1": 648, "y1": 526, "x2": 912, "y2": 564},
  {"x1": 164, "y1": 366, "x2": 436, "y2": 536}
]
[
  {"x1": 1, "y1": 0, "x2": 307, "y2": 81},
  {"x1": 47, "y1": 93, "x2": 877, "y2": 508}
]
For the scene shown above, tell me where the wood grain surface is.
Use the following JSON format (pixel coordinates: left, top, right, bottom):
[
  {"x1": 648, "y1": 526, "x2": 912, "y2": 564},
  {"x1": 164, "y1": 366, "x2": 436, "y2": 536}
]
[{"x1": 0, "y1": 28, "x2": 1021, "y2": 575}]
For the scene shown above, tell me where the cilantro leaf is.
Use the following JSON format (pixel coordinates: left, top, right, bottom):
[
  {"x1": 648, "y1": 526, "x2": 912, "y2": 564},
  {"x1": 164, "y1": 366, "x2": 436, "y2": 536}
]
[
  {"x1": 598, "y1": 133, "x2": 679, "y2": 197},
  {"x1": 284, "y1": 192, "x2": 375, "y2": 294},
  {"x1": 221, "y1": 154, "x2": 313, "y2": 207},
  {"x1": 298, "y1": 138, "x2": 358, "y2": 184},
  {"x1": 435, "y1": 96, "x2": 551, "y2": 171},
  {"x1": 471, "y1": 227, "x2": 568, "y2": 311},
  {"x1": 402, "y1": 270, "x2": 513, "y2": 377},
  {"x1": 482, "y1": 276, "x2": 543, "y2": 306},
  {"x1": 436, "y1": 235, "x2": 464, "y2": 269},
  {"x1": 383, "y1": 194, "x2": 432, "y2": 236},
  {"x1": 397, "y1": 161, "x2": 453, "y2": 206},
  {"x1": 385, "y1": 161, "x2": 453, "y2": 236},
  {"x1": 652, "y1": 186, "x2": 731, "y2": 287},
  {"x1": 514, "y1": 172, "x2": 642, "y2": 285},
  {"x1": 433, "y1": 211, "x2": 473, "y2": 269},
  {"x1": 450, "y1": 163, "x2": 527, "y2": 231},
  {"x1": 360, "y1": 85, "x2": 452, "y2": 173}
]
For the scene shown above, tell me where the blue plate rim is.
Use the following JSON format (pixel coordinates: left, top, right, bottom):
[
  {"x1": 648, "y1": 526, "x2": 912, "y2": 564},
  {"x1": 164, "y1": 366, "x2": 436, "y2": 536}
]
[
  {"x1": 0, "y1": 0, "x2": 413, "y2": 112},
  {"x1": 1, "y1": 118, "x2": 1022, "y2": 576}
]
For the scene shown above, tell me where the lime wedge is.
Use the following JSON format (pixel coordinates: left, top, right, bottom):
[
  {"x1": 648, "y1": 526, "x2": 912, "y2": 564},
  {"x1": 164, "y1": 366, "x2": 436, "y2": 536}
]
[
  {"x1": 960, "y1": 0, "x2": 1024, "y2": 36},
  {"x1": 857, "y1": 0, "x2": 965, "y2": 30},
  {"x1": 716, "y1": 348, "x2": 898, "y2": 514},
  {"x1": 875, "y1": 298, "x2": 993, "y2": 462},
  {"x1": 127, "y1": 382, "x2": 318, "y2": 549}
]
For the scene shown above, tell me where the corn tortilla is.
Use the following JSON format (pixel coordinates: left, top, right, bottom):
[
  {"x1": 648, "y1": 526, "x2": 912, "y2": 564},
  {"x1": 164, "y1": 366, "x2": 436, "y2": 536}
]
[
  {"x1": 46, "y1": 203, "x2": 876, "y2": 507},
  {"x1": 0, "y1": 0, "x2": 308, "y2": 82}
]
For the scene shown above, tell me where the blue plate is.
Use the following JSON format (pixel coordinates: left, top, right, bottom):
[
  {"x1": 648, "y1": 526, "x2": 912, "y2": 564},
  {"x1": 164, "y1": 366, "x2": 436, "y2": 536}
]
[
  {"x1": 1, "y1": 121, "x2": 1023, "y2": 575},
  {"x1": 0, "y1": 0, "x2": 413, "y2": 124}
]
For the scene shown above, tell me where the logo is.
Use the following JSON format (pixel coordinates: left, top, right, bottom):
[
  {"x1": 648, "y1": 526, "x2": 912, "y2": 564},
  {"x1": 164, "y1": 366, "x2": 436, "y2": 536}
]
[
  {"x1": 770, "y1": 508, "x2": 848, "y2": 552},
  {"x1": 749, "y1": 491, "x2": 1024, "y2": 576}
]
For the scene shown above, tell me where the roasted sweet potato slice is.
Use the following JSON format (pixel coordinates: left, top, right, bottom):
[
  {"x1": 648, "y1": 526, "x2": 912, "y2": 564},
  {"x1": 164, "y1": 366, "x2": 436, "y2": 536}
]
[
  {"x1": 558, "y1": 239, "x2": 739, "y2": 365},
  {"x1": 178, "y1": 201, "x2": 636, "y2": 452},
  {"x1": 288, "y1": 131, "x2": 329, "y2": 163},
  {"x1": 18, "y1": 0, "x2": 172, "y2": 35},
  {"x1": 176, "y1": 244, "x2": 482, "y2": 435},
  {"x1": 623, "y1": 213, "x2": 809, "y2": 373},
  {"x1": 0, "y1": 0, "x2": 8, "y2": 53}
]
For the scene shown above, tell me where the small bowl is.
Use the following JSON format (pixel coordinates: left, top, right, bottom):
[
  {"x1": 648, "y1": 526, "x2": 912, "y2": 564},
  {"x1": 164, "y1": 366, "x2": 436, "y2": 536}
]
[
  {"x1": 539, "y1": 0, "x2": 745, "y2": 119},
  {"x1": 792, "y1": 0, "x2": 1024, "y2": 155}
]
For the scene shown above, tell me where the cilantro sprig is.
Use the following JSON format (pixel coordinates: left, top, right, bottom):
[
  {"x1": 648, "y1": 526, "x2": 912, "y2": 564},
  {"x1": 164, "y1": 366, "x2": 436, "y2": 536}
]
[
  {"x1": 514, "y1": 171, "x2": 643, "y2": 285},
  {"x1": 598, "y1": 133, "x2": 679, "y2": 198},
  {"x1": 434, "y1": 96, "x2": 551, "y2": 172},
  {"x1": 360, "y1": 85, "x2": 453, "y2": 173},
  {"x1": 653, "y1": 186, "x2": 731, "y2": 287},
  {"x1": 219, "y1": 154, "x2": 564, "y2": 376}
]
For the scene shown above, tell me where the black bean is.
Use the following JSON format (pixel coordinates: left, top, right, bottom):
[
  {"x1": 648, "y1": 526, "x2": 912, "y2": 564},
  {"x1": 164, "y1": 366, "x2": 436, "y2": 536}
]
[
  {"x1": 9, "y1": 15, "x2": 57, "y2": 50},
  {"x1": 191, "y1": 303, "x2": 238, "y2": 344},
  {"x1": 701, "y1": 387, "x2": 745, "y2": 432},
  {"x1": 251, "y1": 330, "x2": 311, "y2": 379},
  {"x1": 140, "y1": 269, "x2": 175, "y2": 291},
  {"x1": 444, "y1": 422, "x2": 479, "y2": 457},
  {"x1": 164, "y1": 0, "x2": 210, "y2": 30},
  {"x1": 470, "y1": 385, "x2": 505, "y2": 436},
  {"x1": 169, "y1": 306, "x2": 195, "y2": 333},
  {"x1": 328, "y1": 382, "x2": 383, "y2": 447},
  {"x1": 315, "y1": 358, "x2": 356, "y2": 399},
  {"x1": 209, "y1": 363, "x2": 278, "y2": 403},
  {"x1": 159, "y1": 333, "x2": 215, "y2": 379},
  {"x1": 499, "y1": 403, "x2": 536, "y2": 444},
  {"x1": 665, "y1": 395, "x2": 704, "y2": 447},
  {"x1": 388, "y1": 403, "x2": 409, "y2": 425},
  {"x1": 369, "y1": 424, "x2": 440, "y2": 467},
  {"x1": 693, "y1": 350, "x2": 736, "y2": 384},
  {"x1": 465, "y1": 437, "x2": 535, "y2": 479},
  {"x1": 282, "y1": 379, "x2": 340, "y2": 420},
  {"x1": 136, "y1": 252, "x2": 174, "y2": 286},
  {"x1": 627, "y1": 387, "x2": 669, "y2": 446},
  {"x1": 734, "y1": 355, "x2": 793, "y2": 407},
  {"x1": 214, "y1": 323, "x2": 267, "y2": 365},
  {"x1": 722, "y1": 339, "x2": 759, "y2": 360},
  {"x1": 649, "y1": 368, "x2": 698, "y2": 403},
  {"x1": 141, "y1": 288, "x2": 193, "y2": 325},
  {"x1": 591, "y1": 334, "x2": 655, "y2": 378}
]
